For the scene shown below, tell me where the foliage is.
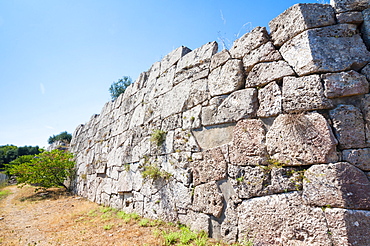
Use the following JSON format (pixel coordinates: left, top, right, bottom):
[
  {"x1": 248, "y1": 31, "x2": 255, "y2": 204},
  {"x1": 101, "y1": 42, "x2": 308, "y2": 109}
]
[
  {"x1": 0, "y1": 188, "x2": 11, "y2": 201},
  {"x1": 0, "y1": 145, "x2": 42, "y2": 168},
  {"x1": 48, "y1": 131, "x2": 72, "y2": 144},
  {"x1": 109, "y1": 76, "x2": 132, "y2": 100},
  {"x1": 162, "y1": 226, "x2": 208, "y2": 246},
  {"x1": 5, "y1": 149, "x2": 75, "y2": 191},
  {"x1": 150, "y1": 129, "x2": 167, "y2": 146},
  {"x1": 141, "y1": 163, "x2": 172, "y2": 180}
]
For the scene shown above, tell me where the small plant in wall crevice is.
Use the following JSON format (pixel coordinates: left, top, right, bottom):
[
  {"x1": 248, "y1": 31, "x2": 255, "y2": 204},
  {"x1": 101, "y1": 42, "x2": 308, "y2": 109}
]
[{"x1": 150, "y1": 129, "x2": 167, "y2": 146}]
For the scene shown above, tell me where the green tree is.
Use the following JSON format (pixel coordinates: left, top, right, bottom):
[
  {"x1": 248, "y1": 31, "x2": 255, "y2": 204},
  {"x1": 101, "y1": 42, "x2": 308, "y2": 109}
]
[
  {"x1": 109, "y1": 76, "x2": 132, "y2": 100},
  {"x1": 5, "y1": 149, "x2": 75, "y2": 191},
  {"x1": 48, "y1": 131, "x2": 72, "y2": 144}
]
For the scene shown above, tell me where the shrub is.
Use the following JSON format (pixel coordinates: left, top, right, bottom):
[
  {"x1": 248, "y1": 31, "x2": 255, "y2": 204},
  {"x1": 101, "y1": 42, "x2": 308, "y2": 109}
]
[
  {"x1": 150, "y1": 129, "x2": 166, "y2": 146},
  {"x1": 109, "y1": 76, "x2": 132, "y2": 100},
  {"x1": 5, "y1": 149, "x2": 75, "y2": 191}
]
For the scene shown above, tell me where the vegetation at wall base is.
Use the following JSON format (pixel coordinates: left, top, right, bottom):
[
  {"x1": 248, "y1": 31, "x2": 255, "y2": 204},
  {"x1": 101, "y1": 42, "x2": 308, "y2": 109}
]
[{"x1": 5, "y1": 149, "x2": 75, "y2": 191}]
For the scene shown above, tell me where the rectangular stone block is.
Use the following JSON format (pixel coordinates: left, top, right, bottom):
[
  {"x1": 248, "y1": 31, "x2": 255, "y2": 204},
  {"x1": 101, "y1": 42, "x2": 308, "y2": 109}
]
[
  {"x1": 160, "y1": 46, "x2": 191, "y2": 74},
  {"x1": 238, "y1": 192, "x2": 332, "y2": 245},
  {"x1": 280, "y1": 24, "x2": 370, "y2": 76},
  {"x1": 303, "y1": 162, "x2": 370, "y2": 210},
  {"x1": 201, "y1": 88, "x2": 258, "y2": 126},
  {"x1": 325, "y1": 208, "x2": 370, "y2": 246},
  {"x1": 336, "y1": 11, "x2": 364, "y2": 24},
  {"x1": 330, "y1": 0, "x2": 370, "y2": 13},
  {"x1": 257, "y1": 82, "x2": 282, "y2": 118},
  {"x1": 245, "y1": 60, "x2": 295, "y2": 88},
  {"x1": 229, "y1": 26, "x2": 269, "y2": 59},
  {"x1": 243, "y1": 42, "x2": 282, "y2": 73},
  {"x1": 329, "y1": 104, "x2": 367, "y2": 149},
  {"x1": 282, "y1": 75, "x2": 333, "y2": 113},
  {"x1": 208, "y1": 59, "x2": 245, "y2": 96},
  {"x1": 269, "y1": 3, "x2": 336, "y2": 47},
  {"x1": 322, "y1": 70, "x2": 369, "y2": 98},
  {"x1": 342, "y1": 148, "x2": 370, "y2": 171}
]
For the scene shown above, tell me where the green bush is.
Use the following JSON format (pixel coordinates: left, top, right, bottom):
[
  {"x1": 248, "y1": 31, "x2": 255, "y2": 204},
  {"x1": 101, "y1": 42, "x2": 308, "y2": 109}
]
[
  {"x1": 5, "y1": 149, "x2": 75, "y2": 191},
  {"x1": 150, "y1": 129, "x2": 166, "y2": 146},
  {"x1": 109, "y1": 76, "x2": 132, "y2": 100}
]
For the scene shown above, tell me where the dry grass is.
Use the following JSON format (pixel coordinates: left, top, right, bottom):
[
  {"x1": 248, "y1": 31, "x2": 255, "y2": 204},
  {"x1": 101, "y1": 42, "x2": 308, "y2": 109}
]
[{"x1": 0, "y1": 185, "x2": 237, "y2": 246}]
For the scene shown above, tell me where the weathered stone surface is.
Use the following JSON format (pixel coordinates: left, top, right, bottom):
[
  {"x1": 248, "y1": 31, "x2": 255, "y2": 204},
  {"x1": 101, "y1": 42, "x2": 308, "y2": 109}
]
[
  {"x1": 303, "y1": 162, "x2": 370, "y2": 210},
  {"x1": 210, "y1": 49, "x2": 231, "y2": 71},
  {"x1": 173, "y1": 128, "x2": 200, "y2": 153},
  {"x1": 269, "y1": 3, "x2": 336, "y2": 47},
  {"x1": 208, "y1": 59, "x2": 244, "y2": 96},
  {"x1": 325, "y1": 208, "x2": 370, "y2": 246},
  {"x1": 361, "y1": 63, "x2": 370, "y2": 81},
  {"x1": 329, "y1": 104, "x2": 366, "y2": 149},
  {"x1": 242, "y1": 42, "x2": 282, "y2": 73},
  {"x1": 192, "y1": 123, "x2": 235, "y2": 150},
  {"x1": 266, "y1": 112, "x2": 339, "y2": 165},
  {"x1": 176, "y1": 41, "x2": 218, "y2": 72},
  {"x1": 148, "y1": 65, "x2": 175, "y2": 99},
  {"x1": 191, "y1": 182, "x2": 224, "y2": 218},
  {"x1": 330, "y1": 0, "x2": 370, "y2": 13},
  {"x1": 238, "y1": 192, "x2": 332, "y2": 245},
  {"x1": 282, "y1": 75, "x2": 333, "y2": 113},
  {"x1": 336, "y1": 11, "x2": 364, "y2": 23},
  {"x1": 280, "y1": 24, "x2": 370, "y2": 76},
  {"x1": 257, "y1": 82, "x2": 282, "y2": 117},
  {"x1": 322, "y1": 70, "x2": 369, "y2": 98},
  {"x1": 192, "y1": 145, "x2": 228, "y2": 186},
  {"x1": 173, "y1": 62, "x2": 210, "y2": 85},
  {"x1": 182, "y1": 105, "x2": 202, "y2": 130},
  {"x1": 202, "y1": 88, "x2": 258, "y2": 126},
  {"x1": 245, "y1": 60, "x2": 295, "y2": 88},
  {"x1": 178, "y1": 211, "x2": 210, "y2": 235},
  {"x1": 229, "y1": 26, "x2": 269, "y2": 59},
  {"x1": 229, "y1": 165, "x2": 302, "y2": 199},
  {"x1": 362, "y1": 8, "x2": 370, "y2": 49},
  {"x1": 342, "y1": 148, "x2": 370, "y2": 171},
  {"x1": 160, "y1": 46, "x2": 191, "y2": 74},
  {"x1": 160, "y1": 80, "x2": 191, "y2": 118},
  {"x1": 229, "y1": 119, "x2": 268, "y2": 166},
  {"x1": 361, "y1": 94, "x2": 370, "y2": 144}
]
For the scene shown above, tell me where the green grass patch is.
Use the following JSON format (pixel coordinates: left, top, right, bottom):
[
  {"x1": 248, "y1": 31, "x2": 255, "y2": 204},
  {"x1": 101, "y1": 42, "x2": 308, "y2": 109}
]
[{"x1": 0, "y1": 189, "x2": 11, "y2": 200}]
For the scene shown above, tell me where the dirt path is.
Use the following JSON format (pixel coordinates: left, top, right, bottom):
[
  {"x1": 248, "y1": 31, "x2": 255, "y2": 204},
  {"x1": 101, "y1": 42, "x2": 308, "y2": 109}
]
[{"x1": 0, "y1": 186, "x2": 162, "y2": 246}]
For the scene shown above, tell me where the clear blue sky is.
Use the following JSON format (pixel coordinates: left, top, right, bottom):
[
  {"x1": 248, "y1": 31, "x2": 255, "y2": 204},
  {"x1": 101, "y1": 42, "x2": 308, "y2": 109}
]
[{"x1": 0, "y1": 0, "x2": 327, "y2": 148}]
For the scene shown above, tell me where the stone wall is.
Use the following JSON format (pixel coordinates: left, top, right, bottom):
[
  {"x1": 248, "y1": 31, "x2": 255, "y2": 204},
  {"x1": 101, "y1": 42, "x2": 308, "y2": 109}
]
[{"x1": 70, "y1": 0, "x2": 370, "y2": 245}]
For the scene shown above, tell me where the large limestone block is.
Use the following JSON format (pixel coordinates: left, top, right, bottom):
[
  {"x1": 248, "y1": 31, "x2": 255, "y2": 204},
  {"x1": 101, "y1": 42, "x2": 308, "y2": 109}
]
[
  {"x1": 245, "y1": 60, "x2": 295, "y2": 88},
  {"x1": 330, "y1": 0, "x2": 370, "y2": 13},
  {"x1": 160, "y1": 46, "x2": 191, "y2": 74},
  {"x1": 342, "y1": 148, "x2": 370, "y2": 171},
  {"x1": 208, "y1": 59, "x2": 244, "y2": 96},
  {"x1": 176, "y1": 41, "x2": 218, "y2": 72},
  {"x1": 147, "y1": 65, "x2": 175, "y2": 99},
  {"x1": 282, "y1": 75, "x2": 333, "y2": 113},
  {"x1": 266, "y1": 112, "x2": 339, "y2": 165},
  {"x1": 303, "y1": 162, "x2": 370, "y2": 210},
  {"x1": 201, "y1": 88, "x2": 258, "y2": 126},
  {"x1": 173, "y1": 128, "x2": 200, "y2": 153},
  {"x1": 178, "y1": 211, "x2": 210, "y2": 236},
  {"x1": 229, "y1": 119, "x2": 268, "y2": 166},
  {"x1": 160, "y1": 79, "x2": 191, "y2": 118},
  {"x1": 229, "y1": 26, "x2": 269, "y2": 59},
  {"x1": 269, "y1": 3, "x2": 336, "y2": 47},
  {"x1": 280, "y1": 24, "x2": 370, "y2": 76},
  {"x1": 242, "y1": 42, "x2": 282, "y2": 73},
  {"x1": 257, "y1": 82, "x2": 282, "y2": 117},
  {"x1": 238, "y1": 192, "x2": 332, "y2": 245},
  {"x1": 192, "y1": 123, "x2": 235, "y2": 150},
  {"x1": 182, "y1": 105, "x2": 202, "y2": 130},
  {"x1": 228, "y1": 165, "x2": 302, "y2": 199},
  {"x1": 192, "y1": 145, "x2": 228, "y2": 186},
  {"x1": 336, "y1": 11, "x2": 364, "y2": 24},
  {"x1": 210, "y1": 49, "x2": 231, "y2": 71},
  {"x1": 325, "y1": 208, "x2": 370, "y2": 246},
  {"x1": 191, "y1": 182, "x2": 224, "y2": 218},
  {"x1": 322, "y1": 70, "x2": 369, "y2": 98},
  {"x1": 173, "y1": 62, "x2": 210, "y2": 85},
  {"x1": 329, "y1": 104, "x2": 366, "y2": 149},
  {"x1": 362, "y1": 8, "x2": 370, "y2": 49}
]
